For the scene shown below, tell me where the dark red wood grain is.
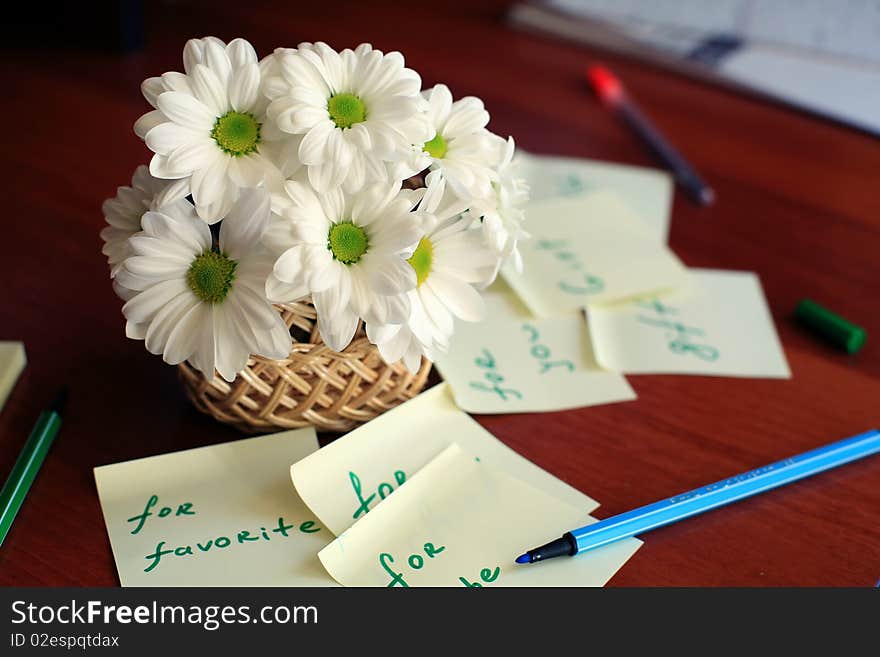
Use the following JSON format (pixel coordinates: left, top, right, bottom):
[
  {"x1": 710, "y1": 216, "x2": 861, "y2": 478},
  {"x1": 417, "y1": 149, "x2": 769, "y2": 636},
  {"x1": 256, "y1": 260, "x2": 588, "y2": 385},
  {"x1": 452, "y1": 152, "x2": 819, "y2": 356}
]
[{"x1": 1, "y1": 0, "x2": 878, "y2": 586}]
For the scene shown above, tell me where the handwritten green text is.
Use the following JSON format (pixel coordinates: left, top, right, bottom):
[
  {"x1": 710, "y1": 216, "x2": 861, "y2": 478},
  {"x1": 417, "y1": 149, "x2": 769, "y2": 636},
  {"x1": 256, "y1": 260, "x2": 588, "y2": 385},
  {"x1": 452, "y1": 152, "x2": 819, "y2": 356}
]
[
  {"x1": 635, "y1": 298, "x2": 719, "y2": 361},
  {"x1": 469, "y1": 348, "x2": 523, "y2": 401},
  {"x1": 535, "y1": 239, "x2": 604, "y2": 296}
]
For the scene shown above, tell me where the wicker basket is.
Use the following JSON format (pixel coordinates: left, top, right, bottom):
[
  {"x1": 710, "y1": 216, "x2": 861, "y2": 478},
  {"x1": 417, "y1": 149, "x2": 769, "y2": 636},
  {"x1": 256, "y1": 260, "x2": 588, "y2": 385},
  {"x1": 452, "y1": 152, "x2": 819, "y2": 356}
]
[{"x1": 178, "y1": 300, "x2": 431, "y2": 433}]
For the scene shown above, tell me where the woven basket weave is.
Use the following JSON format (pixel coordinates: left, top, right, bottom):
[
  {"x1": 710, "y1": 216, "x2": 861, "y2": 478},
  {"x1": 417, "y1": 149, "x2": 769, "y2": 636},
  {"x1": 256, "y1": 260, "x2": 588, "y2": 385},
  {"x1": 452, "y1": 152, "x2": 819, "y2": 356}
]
[{"x1": 178, "y1": 300, "x2": 431, "y2": 433}]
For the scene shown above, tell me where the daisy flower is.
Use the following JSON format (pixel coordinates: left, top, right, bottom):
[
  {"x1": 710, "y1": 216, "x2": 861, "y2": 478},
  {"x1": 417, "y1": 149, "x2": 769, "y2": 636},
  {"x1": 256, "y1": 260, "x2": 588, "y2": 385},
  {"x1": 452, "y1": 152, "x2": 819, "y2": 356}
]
[
  {"x1": 367, "y1": 186, "x2": 497, "y2": 372},
  {"x1": 100, "y1": 165, "x2": 192, "y2": 299},
  {"x1": 257, "y1": 47, "x2": 307, "y2": 191},
  {"x1": 137, "y1": 36, "x2": 283, "y2": 223},
  {"x1": 116, "y1": 189, "x2": 291, "y2": 382},
  {"x1": 265, "y1": 181, "x2": 423, "y2": 352},
  {"x1": 468, "y1": 135, "x2": 530, "y2": 279},
  {"x1": 264, "y1": 42, "x2": 432, "y2": 194},
  {"x1": 397, "y1": 84, "x2": 497, "y2": 205}
]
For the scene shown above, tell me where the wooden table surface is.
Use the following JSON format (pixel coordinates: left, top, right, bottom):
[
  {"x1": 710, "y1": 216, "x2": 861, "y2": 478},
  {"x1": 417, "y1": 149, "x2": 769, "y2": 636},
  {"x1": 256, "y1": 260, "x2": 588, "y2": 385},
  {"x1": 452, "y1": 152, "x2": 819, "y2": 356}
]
[{"x1": 1, "y1": 0, "x2": 878, "y2": 587}]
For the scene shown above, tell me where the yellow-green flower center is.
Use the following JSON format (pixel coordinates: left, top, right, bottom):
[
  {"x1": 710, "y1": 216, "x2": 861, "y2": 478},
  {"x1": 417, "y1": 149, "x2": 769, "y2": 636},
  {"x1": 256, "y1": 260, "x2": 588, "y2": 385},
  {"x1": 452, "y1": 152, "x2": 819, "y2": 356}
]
[
  {"x1": 187, "y1": 250, "x2": 237, "y2": 303},
  {"x1": 327, "y1": 93, "x2": 366, "y2": 129},
  {"x1": 211, "y1": 111, "x2": 261, "y2": 156},
  {"x1": 423, "y1": 133, "x2": 447, "y2": 159},
  {"x1": 328, "y1": 222, "x2": 369, "y2": 265},
  {"x1": 407, "y1": 237, "x2": 433, "y2": 287}
]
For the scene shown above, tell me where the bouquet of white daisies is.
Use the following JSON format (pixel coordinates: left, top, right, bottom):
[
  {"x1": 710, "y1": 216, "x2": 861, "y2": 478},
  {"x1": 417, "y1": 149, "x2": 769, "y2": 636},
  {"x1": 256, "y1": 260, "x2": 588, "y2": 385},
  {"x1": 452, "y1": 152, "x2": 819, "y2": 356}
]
[{"x1": 102, "y1": 37, "x2": 528, "y2": 383}]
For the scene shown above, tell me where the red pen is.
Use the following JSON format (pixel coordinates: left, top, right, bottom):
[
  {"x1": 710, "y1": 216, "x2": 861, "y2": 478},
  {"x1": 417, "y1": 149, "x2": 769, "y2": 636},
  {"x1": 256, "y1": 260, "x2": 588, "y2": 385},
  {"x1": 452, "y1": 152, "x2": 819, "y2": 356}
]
[{"x1": 586, "y1": 64, "x2": 715, "y2": 206}]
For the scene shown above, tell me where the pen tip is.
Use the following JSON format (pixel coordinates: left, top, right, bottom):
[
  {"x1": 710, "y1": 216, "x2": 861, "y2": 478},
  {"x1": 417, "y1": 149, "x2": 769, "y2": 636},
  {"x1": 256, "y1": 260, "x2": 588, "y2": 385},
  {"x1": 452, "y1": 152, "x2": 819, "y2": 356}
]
[
  {"x1": 515, "y1": 553, "x2": 531, "y2": 564},
  {"x1": 50, "y1": 386, "x2": 69, "y2": 415},
  {"x1": 699, "y1": 187, "x2": 716, "y2": 206}
]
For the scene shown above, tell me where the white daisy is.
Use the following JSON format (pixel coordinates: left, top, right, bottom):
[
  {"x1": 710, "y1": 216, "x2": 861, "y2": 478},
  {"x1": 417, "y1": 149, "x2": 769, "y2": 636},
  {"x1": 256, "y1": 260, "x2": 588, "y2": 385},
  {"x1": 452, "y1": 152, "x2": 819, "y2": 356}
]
[
  {"x1": 137, "y1": 36, "x2": 283, "y2": 223},
  {"x1": 101, "y1": 165, "x2": 192, "y2": 300},
  {"x1": 468, "y1": 135, "x2": 530, "y2": 279},
  {"x1": 265, "y1": 181, "x2": 423, "y2": 351},
  {"x1": 397, "y1": 84, "x2": 497, "y2": 205},
  {"x1": 116, "y1": 188, "x2": 291, "y2": 382},
  {"x1": 134, "y1": 36, "x2": 230, "y2": 140},
  {"x1": 367, "y1": 186, "x2": 497, "y2": 372},
  {"x1": 264, "y1": 42, "x2": 432, "y2": 194},
  {"x1": 257, "y1": 47, "x2": 307, "y2": 190}
]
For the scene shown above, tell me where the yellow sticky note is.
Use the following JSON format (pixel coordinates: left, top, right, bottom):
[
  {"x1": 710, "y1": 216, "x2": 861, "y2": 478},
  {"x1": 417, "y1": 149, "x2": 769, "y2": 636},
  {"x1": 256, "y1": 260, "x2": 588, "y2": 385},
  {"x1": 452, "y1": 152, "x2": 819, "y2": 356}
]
[
  {"x1": 290, "y1": 384, "x2": 600, "y2": 537},
  {"x1": 0, "y1": 342, "x2": 26, "y2": 412},
  {"x1": 586, "y1": 269, "x2": 791, "y2": 378},
  {"x1": 434, "y1": 314, "x2": 635, "y2": 413},
  {"x1": 94, "y1": 428, "x2": 336, "y2": 586},
  {"x1": 502, "y1": 193, "x2": 689, "y2": 317},
  {"x1": 318, "y1": 444, "x2": 641, "y2": 587},
  {"x1": 518, "y1": 151, "x2": 673, "y2": 243}
]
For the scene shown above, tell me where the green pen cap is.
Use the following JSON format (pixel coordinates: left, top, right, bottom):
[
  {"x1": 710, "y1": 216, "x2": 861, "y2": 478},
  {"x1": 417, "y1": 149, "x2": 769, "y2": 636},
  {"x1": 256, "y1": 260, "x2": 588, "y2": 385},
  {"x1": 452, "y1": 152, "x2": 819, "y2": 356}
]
[{"x1": 794, "y1": 298, "x2": 866, "y2": 354}]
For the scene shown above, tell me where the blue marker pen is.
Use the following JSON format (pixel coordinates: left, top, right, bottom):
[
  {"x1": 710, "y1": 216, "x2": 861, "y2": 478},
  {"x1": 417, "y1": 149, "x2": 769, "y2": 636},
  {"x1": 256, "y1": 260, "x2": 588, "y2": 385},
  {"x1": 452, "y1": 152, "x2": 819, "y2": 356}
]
[{"x1": 516, "y1": 429, "x2": 880, "y2": 565}]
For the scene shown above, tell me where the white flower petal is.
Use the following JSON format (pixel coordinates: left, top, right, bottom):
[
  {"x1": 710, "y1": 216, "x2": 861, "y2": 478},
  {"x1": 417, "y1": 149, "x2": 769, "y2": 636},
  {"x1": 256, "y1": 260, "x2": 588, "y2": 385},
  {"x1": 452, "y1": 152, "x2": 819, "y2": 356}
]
[
  {"x1": 124, "y1": 254, "x2": 191, "y2": 282},
  {"x1": 134, "y1": 110, "x2": 166, "y2": 140},
  {"x1": 153, "y1": 178, "x2": 192, "y2": 208},
  {"x1": 125, "y1": 320, "x2": 148, "y2": 339},
  {"x1": 163, "y1": 300, "x2": 207, "y2": 364},
  {"x1": 408, "y1": 292, "x2": 437, "y2": 346},
  {"x1": 213, "y1": 306, "x2": 249, "y2": 382},
  {"x1": 319, "y1": 272, "x2": 352, "y2": 317},
  {"x1": 190, "y1": 63, "x2": 229, "y2": 117},
  {"x1": 226, "y1": 38, "x2": 258, "y2": 68},
  {"x1": 161, "y1": 71, "x2": 192, "y2": 95},
  {"x1": 298, "y1": 121, "x2": 334, "y2": 166},
  {"x1": 418, "y1": 283, "x2": 454, "y2": 337},
  {"x1": 266, "y1": 272, "x2": 309, "y2": 303},
  {"x1": 141, "y1": 77, "x2": 164, "y2": 107},
  {"x1": 376, "y1": 323, "x2": 410, "y2": 364},
  {"x1": 272, "y1": 244, "x2": 307, "y2": 283},
  {"x1": 307, "y1": 255, "x2": 338, "y2": 292},
  {"x1": 227, "y1": 153, "x2": 267, "y2": 188},
  {"x1": 145, "y1": 290, "x2": 198, "y2": 356},
  {"x1": 425, "y1": 272, "x2": 484, "y2": 322},
  {"x1": 365, "y1": 255, "x2": 415, "y2": 295},
  {"x1": 141, "y1": 209, "x2": 211, "y2": 254},
  {"x1": 183, "y1": 38, "x2": 206, "y2": 75},
  {"x1": 190, "y1": 155, "x2": 230, "y2": 207},
  {"x1": 195, "y1": 182, "x2": 238, "y2": 223},
  {"x1": 403, "y1": 340, "x2": 424, "y2": 373},
  {"x1": 316, "y1": 306, "x2": 359, "y2": 352},
  {"x1": 228, "y1": 63, "x2": 261, "y2": 112},
  {"x1": 203, "y1": 38, "x2": 232, "y2": 87},
  {"x1": 157, "y1": 92, "x2": 216, "y2": 131},
  {"x1": 219, "y1": 188, "x2": 270, "y2": 258},
  {"x1": 166, "y1": 138, "x2": 220, "y2": 176},
  {"x1": 443, "y1": 97, "x2": 489, "y2": 139},
  {"x1": 307, "y1": 161, "x2": 336, "y2": 192},
  {"x1": 145, "y1": 122, "x2": 203, "y2": 156},
  {"x1": 227, "y1": 289, "x2": 291, "y2": 360},
  {"x1": 149, "y1": 153, "x2": 188, "y2": 179},
  {"x1": 366, "y1": 321, "x2": 398, "y2": 346},
  {"x1": 188, "y1": 305, "x2": 218, "y2": 380},
  {"x1": 122, "y1": 278, "x2": 189, "y2": 324}
]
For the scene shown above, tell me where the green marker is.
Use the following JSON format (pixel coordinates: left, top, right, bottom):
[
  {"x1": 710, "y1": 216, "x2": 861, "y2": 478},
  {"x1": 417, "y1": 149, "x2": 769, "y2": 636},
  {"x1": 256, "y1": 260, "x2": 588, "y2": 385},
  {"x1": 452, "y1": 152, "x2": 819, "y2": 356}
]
[
  {"x1": 0, "y1": 387, "x2": 67, "y2": 547},
  {"x1": 795, "y1": 299, "x2": 866, "y2": 354}
]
